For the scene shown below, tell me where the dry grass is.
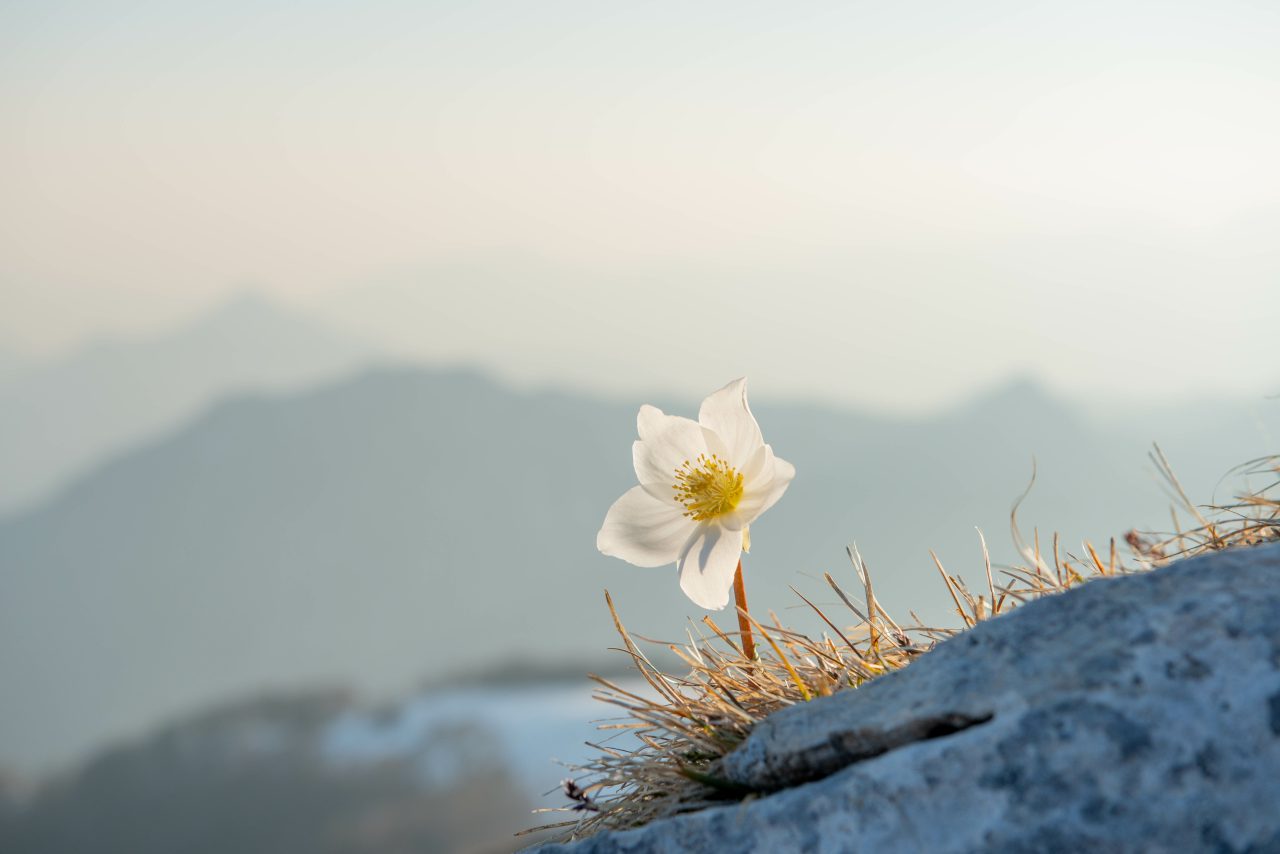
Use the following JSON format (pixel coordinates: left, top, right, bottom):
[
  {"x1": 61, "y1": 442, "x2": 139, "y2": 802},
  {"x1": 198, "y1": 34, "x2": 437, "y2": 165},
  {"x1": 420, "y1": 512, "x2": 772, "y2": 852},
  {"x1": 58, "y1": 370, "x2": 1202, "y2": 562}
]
[{"x1": 524, "y1": 449, "x2": 1280, "y2": 842}]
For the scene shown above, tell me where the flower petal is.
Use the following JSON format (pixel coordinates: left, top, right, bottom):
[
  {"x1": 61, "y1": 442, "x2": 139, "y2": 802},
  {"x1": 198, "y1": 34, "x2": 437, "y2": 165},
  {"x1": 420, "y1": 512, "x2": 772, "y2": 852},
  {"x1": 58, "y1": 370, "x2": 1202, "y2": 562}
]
[
  {"x1": 677, "y1": 523, "x2": 744, "y2": 610},
  {"x1": 636, "y1": 404, "x2": 669, "y2": 442},
  {"x1": 736, "y1": 452, "x2": 796, "y2": 523},
  {"x1": 697, "y1": 377, "x2": 764, "y2": 469},
  {"x1": 597, "y1": 486, "x2": 692, "y2": 567},
  {"x1": 741, "y1": 442, "x2": 774, "y2": 485},
  {"x1": 632, "y1": 419, "x2": 729, "y2": 503},
  {"x1": 715, "y1": 509, "x2": 748, "y2": 532}
]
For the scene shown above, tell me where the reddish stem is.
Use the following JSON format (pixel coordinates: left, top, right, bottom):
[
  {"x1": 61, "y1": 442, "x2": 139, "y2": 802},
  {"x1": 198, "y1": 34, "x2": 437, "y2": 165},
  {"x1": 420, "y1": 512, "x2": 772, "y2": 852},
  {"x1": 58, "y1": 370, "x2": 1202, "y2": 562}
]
[{"x1": 733, "y1": 559, "x2": 756, "y2": 660}]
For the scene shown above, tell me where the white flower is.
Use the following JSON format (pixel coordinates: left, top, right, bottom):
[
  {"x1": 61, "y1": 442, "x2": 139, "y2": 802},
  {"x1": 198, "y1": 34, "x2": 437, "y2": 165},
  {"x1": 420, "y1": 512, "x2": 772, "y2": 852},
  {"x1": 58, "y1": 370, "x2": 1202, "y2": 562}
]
[{"x1": 596, "y1": 377, "x2": 795, "y2": 609}]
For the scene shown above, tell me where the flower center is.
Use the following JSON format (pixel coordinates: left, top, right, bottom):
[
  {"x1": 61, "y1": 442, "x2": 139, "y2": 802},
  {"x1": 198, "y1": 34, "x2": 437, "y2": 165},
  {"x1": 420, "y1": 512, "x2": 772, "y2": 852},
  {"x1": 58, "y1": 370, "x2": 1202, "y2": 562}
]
[{"x1": 672, "y1": 454, "x2": 744, "y2": 521}]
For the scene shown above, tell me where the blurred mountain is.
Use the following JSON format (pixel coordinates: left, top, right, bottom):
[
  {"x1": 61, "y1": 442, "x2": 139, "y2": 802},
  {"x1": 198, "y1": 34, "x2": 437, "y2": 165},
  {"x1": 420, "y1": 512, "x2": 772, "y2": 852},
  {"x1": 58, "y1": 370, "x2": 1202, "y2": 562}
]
[
  {"x1": 0, "y1": 689, "x2": 535, "y2": 854},
  {"x1": 1080, "y1": 390, "x2": 1280, "y2": 494},
  {"x1": 0, "y1": 367, "x2": 1274, "y2": 774},
  {"x1": 0, "y1": 292, "x2": 376, "y2": 512}
]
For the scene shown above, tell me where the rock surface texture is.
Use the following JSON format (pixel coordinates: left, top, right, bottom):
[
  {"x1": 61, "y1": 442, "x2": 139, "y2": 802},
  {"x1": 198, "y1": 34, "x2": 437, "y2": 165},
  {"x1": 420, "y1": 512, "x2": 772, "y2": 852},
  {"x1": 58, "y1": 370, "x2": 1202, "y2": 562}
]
[{"x1": 538, "y1": 542, "x2": 1280, "y2": 853}]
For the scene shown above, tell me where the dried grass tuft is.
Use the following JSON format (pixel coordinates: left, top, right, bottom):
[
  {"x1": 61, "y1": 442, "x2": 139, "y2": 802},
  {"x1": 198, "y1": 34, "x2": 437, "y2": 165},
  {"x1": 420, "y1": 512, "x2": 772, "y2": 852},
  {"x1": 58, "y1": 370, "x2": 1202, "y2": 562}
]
[{"x1": 523, "y1": 449, "x2": 1279, "y2": 842}]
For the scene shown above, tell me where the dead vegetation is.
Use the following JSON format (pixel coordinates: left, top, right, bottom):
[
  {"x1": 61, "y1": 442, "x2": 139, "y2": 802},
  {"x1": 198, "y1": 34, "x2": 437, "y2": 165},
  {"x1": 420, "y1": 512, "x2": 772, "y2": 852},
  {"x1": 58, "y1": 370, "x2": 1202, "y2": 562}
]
[{"x1": 524, "y1": 449, "x2": 1280, "y2": 842}]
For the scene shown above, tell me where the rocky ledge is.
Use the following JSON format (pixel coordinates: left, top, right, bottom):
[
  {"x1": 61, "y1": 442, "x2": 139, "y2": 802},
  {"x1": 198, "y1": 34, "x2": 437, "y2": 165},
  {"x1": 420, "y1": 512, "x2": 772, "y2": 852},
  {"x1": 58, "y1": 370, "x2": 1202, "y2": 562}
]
[{"x1": 538, "y1": 542, "x2": 1280, "y2": 853}]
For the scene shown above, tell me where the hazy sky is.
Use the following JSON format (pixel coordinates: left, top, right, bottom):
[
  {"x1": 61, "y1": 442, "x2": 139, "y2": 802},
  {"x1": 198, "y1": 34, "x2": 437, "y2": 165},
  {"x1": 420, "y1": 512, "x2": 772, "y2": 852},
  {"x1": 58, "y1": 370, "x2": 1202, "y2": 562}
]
[{"x1": 3, "y1": 1, "x2": 1279, "y2": 411}]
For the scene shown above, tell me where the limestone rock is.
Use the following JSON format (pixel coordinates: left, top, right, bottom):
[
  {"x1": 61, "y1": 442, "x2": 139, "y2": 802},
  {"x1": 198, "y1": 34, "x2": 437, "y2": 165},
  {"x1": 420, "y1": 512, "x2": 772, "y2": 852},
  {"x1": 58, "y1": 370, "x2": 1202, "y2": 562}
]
[{"x1": 538, "y1": 542, "x2": 1280, "y2": 853}]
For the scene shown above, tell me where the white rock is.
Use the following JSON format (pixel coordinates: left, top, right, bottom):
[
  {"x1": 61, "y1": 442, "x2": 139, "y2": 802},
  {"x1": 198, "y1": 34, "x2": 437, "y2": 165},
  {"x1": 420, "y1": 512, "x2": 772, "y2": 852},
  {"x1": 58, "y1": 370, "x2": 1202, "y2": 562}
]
[{"x1": 537, "y1": 542, "x2": 1280, "y2": 853}]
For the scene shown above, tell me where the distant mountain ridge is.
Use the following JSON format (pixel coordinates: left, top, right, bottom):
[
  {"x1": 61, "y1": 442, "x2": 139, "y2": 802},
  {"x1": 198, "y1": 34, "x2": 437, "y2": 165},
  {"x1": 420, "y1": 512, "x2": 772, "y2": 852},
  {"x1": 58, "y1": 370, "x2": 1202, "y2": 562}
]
[
  {"x1": 0, "y1": 687, "x2": 534, "y2": 854},
  {"x1": 0, "y1": 365, "x2": 1274, "y2": 774},
  {"x1": 0, "y1": 293, "x2": 376, "y2": 512}
]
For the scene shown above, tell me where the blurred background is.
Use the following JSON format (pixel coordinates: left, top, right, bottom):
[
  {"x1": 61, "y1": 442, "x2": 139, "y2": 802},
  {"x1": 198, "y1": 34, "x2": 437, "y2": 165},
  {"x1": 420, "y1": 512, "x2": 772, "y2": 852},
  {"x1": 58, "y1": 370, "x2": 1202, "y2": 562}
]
[{"x1": 2, "y1": 2, "x2": 1279, "y2": 851}]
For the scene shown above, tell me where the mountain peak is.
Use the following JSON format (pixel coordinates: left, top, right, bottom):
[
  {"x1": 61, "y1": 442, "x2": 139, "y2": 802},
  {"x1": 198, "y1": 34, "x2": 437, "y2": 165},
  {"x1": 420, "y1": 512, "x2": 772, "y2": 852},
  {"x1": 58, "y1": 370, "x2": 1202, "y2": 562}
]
[
  {"x1": 187, "y1": 290, "x2": 295, "y2": 334},
  {"x1": 0, "y1": 289, "x2": 375, "y2": 514},
  {"x1": 965, "y1": 375, "x2": 1055, "y2": 410}
]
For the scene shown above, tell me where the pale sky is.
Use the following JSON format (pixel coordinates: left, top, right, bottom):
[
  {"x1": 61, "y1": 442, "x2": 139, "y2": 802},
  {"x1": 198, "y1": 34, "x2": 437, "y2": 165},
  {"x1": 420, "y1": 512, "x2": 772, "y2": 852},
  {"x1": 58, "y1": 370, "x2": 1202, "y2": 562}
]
[{"x1": 3, "y1": 1, "x2": 1279, "y2": 411}]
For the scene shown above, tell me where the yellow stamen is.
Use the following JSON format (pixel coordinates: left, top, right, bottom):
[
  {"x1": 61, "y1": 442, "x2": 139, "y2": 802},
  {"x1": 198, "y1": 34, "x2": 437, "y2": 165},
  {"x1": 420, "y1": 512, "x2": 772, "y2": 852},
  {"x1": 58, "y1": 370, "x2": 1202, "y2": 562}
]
[{"x1": 672, "y1": 454, "x2": 744, "y2": 521}]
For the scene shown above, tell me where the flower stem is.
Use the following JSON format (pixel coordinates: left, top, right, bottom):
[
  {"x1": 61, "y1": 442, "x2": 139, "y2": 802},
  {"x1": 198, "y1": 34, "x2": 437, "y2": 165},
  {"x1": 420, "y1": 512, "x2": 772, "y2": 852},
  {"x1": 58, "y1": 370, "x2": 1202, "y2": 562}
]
[{"x1": 733, "y1": 559, "x2": 756, "y2": 660}]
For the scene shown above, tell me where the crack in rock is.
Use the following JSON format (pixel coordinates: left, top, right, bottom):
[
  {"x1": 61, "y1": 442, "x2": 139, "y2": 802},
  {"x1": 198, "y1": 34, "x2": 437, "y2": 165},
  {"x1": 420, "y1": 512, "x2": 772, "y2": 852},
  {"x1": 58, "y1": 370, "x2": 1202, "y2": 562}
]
[
  {"x1": 755, "y1": 711, "x2": 997, "y2": 790},
  {"x1": 829, "y1": 711, "x2": 995, "y2": 767}
]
